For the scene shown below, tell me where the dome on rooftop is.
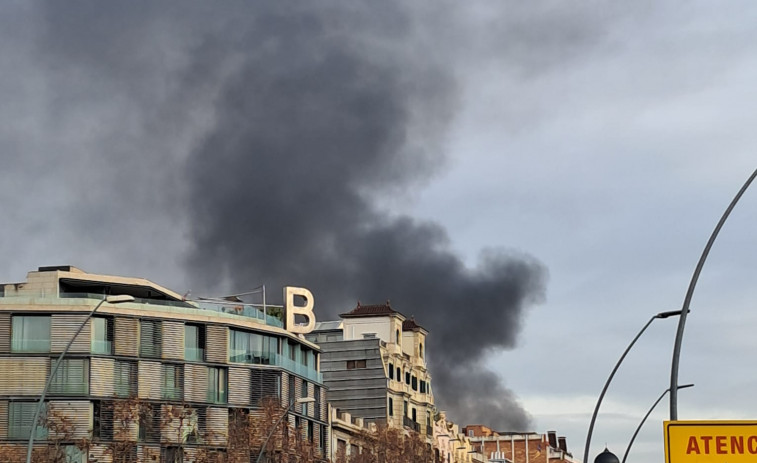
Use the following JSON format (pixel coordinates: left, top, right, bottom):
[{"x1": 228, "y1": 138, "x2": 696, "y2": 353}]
[{"x1": 594, "y1": 448, "x2": 619, "y2": 463}]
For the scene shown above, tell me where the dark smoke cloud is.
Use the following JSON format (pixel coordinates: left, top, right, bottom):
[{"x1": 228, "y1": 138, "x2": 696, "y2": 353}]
[
  {"x1": 181, "y1": 4, "x2": 547, "y2": 429},
  {"x1": 22, "y1": 0, "x2": 551, "y2": 429}
]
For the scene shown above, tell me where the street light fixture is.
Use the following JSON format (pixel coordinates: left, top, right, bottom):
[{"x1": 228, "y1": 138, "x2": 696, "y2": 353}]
[
  {"x1": 26, "y1": 294, "x2": 135, "y2": 463},
  {"x1": 622, "y1": 384, "x2": 693, "y2": 463},
  {"x1": 670, "y1": 167, "x2": 757, "y2": 420},
  {"x1": 256, "y1": 396, "x2": 316, "y2": 463},
  {"x1": 583, "y1": 310, "x2": 683, "y2": 463}
]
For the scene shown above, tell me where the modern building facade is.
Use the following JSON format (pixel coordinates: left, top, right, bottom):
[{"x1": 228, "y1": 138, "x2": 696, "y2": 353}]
[
  {"x1": 306, "y1": 302, "x2": 434, "y2": 440},
  {"x1": 0, "y1": 266, "x2": 328, "y2": 462}
]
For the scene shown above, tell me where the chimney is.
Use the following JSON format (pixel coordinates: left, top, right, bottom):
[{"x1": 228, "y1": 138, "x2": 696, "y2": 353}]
[
  {"x1": 547, "y1": 431, "x2": 557, "y2": 448},
  {"x1": 558, "y1": 436, "x2": 568, "y2": 452}
]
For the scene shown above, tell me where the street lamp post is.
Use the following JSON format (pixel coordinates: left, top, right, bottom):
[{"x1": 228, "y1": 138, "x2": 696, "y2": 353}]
[
  {"x1": 256, "y1": 396, "x2": 316, "y2": 463},
  {"x1": 670, "y1": 167, "x2": 757, "y2": 420},
  {"x1": 622, "y1": 384, "x2": 693, "y2": 463},
  {"x1": 26, "y1": 294, "x2": 135, "y2": 463},
  {"x1": 583, "y1": 310, "x2": 683, "y2": 463}
]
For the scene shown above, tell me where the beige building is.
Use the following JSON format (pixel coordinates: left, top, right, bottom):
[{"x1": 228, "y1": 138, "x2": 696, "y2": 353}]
[
  {"x1": 307, "y1": 302, "x2": 435, "y2": 441},
  {"x1": 0, "y1": 266, "x2": 328, "y2": 462}
]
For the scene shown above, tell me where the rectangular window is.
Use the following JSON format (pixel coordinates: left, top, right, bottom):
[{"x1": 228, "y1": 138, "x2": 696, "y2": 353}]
[
  {"x1": 184, "y1": 324, "x2": 205, "y2": 361},
  {"x1": 114, "y1": 360, "x2": 137, "y2": 398},
  {"x1": 93, "y1": 401, "x2": 114, "y2": 440},
  {"x1": 8, "y1": 402, "x2": 47, "y2": 440},
  {"x1": 251, "y1": 370, "x2": 280, "y2": 406},
  {"x1": 140, "y1": 320, "x2": 162, "y2": 358},
  {"x1": 388, "y1": 397, "x2": 394, "y2": 416},
  {"x1": 162, "y1": 364, "x2": 183, "y2": 400},
  {"x1": 207, "y1": 367, "x2": 227, "y2": 404},
  {"x1": 288, "y1": 340, "x2": 297, "y2": 362},
  {"x1": 301, "y1": 380, "x2": 309, "y2": 415},
  {"x1": 49, "y1": 358, "x2": 89, "y2": 395},
  {"x1": 163, "y1": 446, "x2": 184, "y2": 463},
  {"x1": 405, "y1": 371, "x2": 410, "y2": 385},
  {"x1": 288, "y1": 375, "x2": 296, "y2": 403},
  {"x1": 313, "y1": 385, "x2": 321, "y2": 420},
  {"x1": 229, "y1": 329, "x2": 279, "y2": 364},
  {"x1": 91, "y1": 317, "x2": 113, "y2": 354},
  {"x1": 346, "y1": 360, "x2": 367, "y2": 369},
  {"x1": 411, "y1": 376, "x2": 417, "y2": 391},
  {"x1": 63, "y1": 445, "x2": 85, "y2": 463},
  {"x1": 420, "y1": 381, "x2": 426, "y2": 394},
  {"x1": 307, "y1": 420, "x2": 314, "y2": 442},
  {"x1": 403, "y1": 400, "x2": 408, "y2": 417},
  {"x1": 350, "y1": 444, "x2": 359, "y2": 457},
  {"x1": 388, "y1": 363, "x2": 394, "y2": 380},
  {"x1": 320, "y1": 424, "x2": 327, "y2": 453},
  {"x1": 138, "y1": 403, "x2": 161, "y2": 443},
  {"x1": 11, "y1": 315, "x2": 51, "y2": 352}
]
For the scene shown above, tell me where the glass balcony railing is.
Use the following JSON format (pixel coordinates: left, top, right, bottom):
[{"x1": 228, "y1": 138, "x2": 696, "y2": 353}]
[
  {"x1": 228, "y1": 350, "x2": 322, "y2": 383},
  {"x1": 57, "y1": 292, "x2": 285, "y2": 327},
  {"x1": 49, "y1": 382, "x2": 89, "y2": 395},
  {"x1": 185, "y1": 347, "x2": 205, "y2": 362},
  {"x1": 162, "y1": 387, "x2": 183, "y2": 401},
  {"x1": 91, "y1": 340, "x2": 112, "y2": 355}
]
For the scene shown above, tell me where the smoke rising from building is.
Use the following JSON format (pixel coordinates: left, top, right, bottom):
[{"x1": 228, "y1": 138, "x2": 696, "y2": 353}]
[{"x1": 26, "y1": 1, "x2": 547, "y2": 429}]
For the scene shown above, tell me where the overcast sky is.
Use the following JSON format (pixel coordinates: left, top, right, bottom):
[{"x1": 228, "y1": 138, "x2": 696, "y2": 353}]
[{"x1": 2, "y1": 2, "x2": 757, "y2": 462}]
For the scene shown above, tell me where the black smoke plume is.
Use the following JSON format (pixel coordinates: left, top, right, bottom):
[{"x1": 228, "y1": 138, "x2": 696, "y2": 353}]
[{"x1": 27, "y1": 1, "x2": 547, "y2": 429}]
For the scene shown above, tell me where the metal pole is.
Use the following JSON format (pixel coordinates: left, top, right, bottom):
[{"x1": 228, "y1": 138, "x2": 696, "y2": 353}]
[
  {"x1": 26, "y1": 295, "x2": 133, "y2": 463},
  {"x1": 670, "y1": 168, "x2": 757, "y2": 420},
  {"x1": 583, "y1": 310, "x2": 681, "y2": 463},
  {"x1": 622, "y1": 384, "x2": 693, "y2": 463},
  {"x1": 256, "y1": 399, "x2": 295, "y2": 463}
]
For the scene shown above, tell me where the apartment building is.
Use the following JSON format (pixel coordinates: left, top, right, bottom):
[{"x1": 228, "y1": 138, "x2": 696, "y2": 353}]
[
  {"x1": 306, "y1": 302, "x2": 434, "y2": 440},
  {"x1": 0, "y1": 266, "x2": 328, "y2": 462},
  {"x1": 463, "y1": 425, "x2": 579, "y2": 463}
]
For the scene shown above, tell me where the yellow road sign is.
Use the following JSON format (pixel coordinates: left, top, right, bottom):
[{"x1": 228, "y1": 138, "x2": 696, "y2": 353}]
[{"x1": 665, "y1": 421, "x2": 757, "y2": 462}]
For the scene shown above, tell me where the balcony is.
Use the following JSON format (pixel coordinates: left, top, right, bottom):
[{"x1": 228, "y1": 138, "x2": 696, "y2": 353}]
[
  {"x1": 228, "y1": 350, "x2": 323, "y2": 383},
  {"x1": 403, "y1": 417, "x2": 420, "y2": 432},
  {"x1": 185, "y1": 347, "x2": 205, "y2": 362},
  {"x1": 58, "y1": 292, "x2": 285, "y2": 328}
]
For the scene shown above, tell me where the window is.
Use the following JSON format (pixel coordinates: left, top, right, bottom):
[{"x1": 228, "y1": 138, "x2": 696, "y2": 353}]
[
  {"x1": 207, "y1": 367, "x2": 227, "y2": 404},
  {"x1": 350, "y1": 444, "x2": 359, "y2": 457},
  {"x1": 420, "y1": 380, "x2": 426, "y2": 394},
  {"x1": 63, "y1": 446, "x2": 85, "y2": 463},
  {"x1": 388, "y1": 363, "x2": 394, "y2": 380},
  {"x1": 313, "y1": 385, "x2": 321, "y2": 420},
  {"x1": 396, "y1": 329, "x2": 400, "y2": 343},
  {"x1": 388, "y1": 397, "x2": 393, "y2": 416},
  {"x1": 412, "y1": 408, "x2": 417, "y2": 423},
  {"x1": 11, "y1": 315, "x2": 50, "y2": 352},
  {"x1": 229, "y1": 329, "x2": 279, "y2": 364},
  {"x1": 91, "y1": 317, "x2": 113, "y2": 354},
  {"x1": 140, "y1": 320, "x2": 162, "y2": 358},
  {"x1": 93, "y1": 401, "x2": 113, "y2": 440},
  {"x1": 411, "y1": 376, "x2": 417, "y2": 391},
  {"x1": 288, "y1": 340, "x2": 297, "y2": 361},
  {"x1": 163, "y1": 447, "x2": 183, "y2": 463},
  {"x1": 289, "y1": 375, "x2": 296, "y2": 403},
  {"x1": 182, "y1": 407, "x2": 205, "y2": 443},
  {"x1": 50, "y1": 358, "x2": 89, "y2": 395},
  {"x1": 396, "y1": 367, "x2": 401, "y2": 380},
  {"x1": 337, "y1": 439, "x2": 347, "y2": 457},
  {"x1": 419, "y1": 342, "x2": 423, "y2": 359},
  {"x1": 468, "y1": 429, "x2": 474, "y2": 437},
  {"x1": 114, "y1": 360, "x2": 137, "y2": 398},
  {"x1": 307, "y1": 420, "x2": 314, "y2": 442},
  {"x1": 138, "y1": 403, "x2": 160, "y2": 443},
  {"x1": 301, "y1": 380, "x2": 309, "y2": 415},
  {"x1": 184, "y1": 324, "x2": 205, "y2": 361},
  {"x1": 8, "y1": 402, "x2": 47, "y2": 439},
  {"x1": 403, "y1": 400, "x2": 408, "y2": 417},
  {"x1": 162, "y1": 364, "x2": 183, "y2": 400},
  {"x1": 405, "y1": 371, "x2": 410, "y2": 385},
  {"x1": 346, "y1": 359, "x2": 366, "y2": 369},
  {"x1": 251, "y1": 370, "x2": 281, "y2": 406}
]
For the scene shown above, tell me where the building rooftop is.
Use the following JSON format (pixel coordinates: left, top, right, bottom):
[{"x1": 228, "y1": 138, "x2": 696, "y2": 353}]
[
  {"x1": 340, "y1": 301, "x2": 401, "y2": 318},
  {"x1": 402, "y1": 317, "x2": 426, "y2": 332}
]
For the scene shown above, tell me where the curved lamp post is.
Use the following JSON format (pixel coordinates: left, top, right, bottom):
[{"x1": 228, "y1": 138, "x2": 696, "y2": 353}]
[
  {"x1": 256, "y1": 396, "x2": 315, "y2": 463},
  {"x1": 583, "y1": 310, "x2": 683, "y2": 463},
  {"x1": 26, "y1": 294, "x2": 135, "y2": 463},
  {"x1": 670, "y1": 167, "x2": 757, "y2": 420},
  {"x1": 621, "y1": 383, "x2": 693, "y2": 463}
]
